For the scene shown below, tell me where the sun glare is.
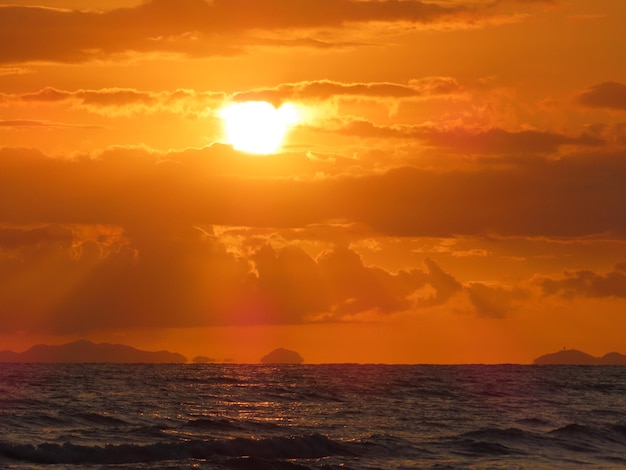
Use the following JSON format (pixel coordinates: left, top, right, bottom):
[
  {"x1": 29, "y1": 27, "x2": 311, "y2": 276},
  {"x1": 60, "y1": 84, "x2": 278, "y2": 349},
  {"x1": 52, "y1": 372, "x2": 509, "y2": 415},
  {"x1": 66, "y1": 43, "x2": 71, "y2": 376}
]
[{"x1": 219, "y1": 101, "x2": 299, "y2": 155}]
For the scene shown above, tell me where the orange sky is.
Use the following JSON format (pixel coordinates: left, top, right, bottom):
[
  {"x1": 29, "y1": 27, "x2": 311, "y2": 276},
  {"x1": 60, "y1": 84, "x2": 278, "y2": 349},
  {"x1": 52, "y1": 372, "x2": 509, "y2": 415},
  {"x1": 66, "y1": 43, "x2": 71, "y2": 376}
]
[{"x1": 1, "y1": 0, "x2": 625, "y2": 363}]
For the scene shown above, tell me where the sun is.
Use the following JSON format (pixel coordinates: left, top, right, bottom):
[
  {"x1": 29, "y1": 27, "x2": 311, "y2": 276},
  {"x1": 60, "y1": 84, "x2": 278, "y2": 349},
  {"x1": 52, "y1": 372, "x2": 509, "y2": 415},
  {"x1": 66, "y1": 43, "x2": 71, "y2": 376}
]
[{"x1": 219, "y1": 101, "x2": 299, "y2": 155}]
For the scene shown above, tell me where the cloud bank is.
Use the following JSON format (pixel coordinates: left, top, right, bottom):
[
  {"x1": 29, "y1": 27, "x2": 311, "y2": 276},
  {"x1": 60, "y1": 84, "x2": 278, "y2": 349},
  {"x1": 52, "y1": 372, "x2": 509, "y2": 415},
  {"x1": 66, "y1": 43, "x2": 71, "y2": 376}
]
[
  {"x1": 0, "y1": 0, "x2": 481, "y2": 64},
  {"x1": 1, "y1": 145, "x2": 624, "y2": 237}
]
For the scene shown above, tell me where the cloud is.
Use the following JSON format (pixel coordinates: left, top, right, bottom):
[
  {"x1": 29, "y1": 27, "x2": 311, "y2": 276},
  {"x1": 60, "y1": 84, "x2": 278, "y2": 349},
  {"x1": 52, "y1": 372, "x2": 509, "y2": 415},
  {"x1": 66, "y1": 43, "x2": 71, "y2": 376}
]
[
  {"x1": 1, "y1": 145, "x2": 625, "y2": 238},
  {"x1": 493, "y1": 0, "x2": 560, "y2": 4},
  {"x1": 539, "y1": 262, "x2": 626, "y2": 299},
  {"x1": 3, "y1": 87, "x2": 225, "y2": 117},
  {"x1": 1, "y1": 143, "x2": 622, "y2": 333},
  {"x1": 231, "y1": 77, "x2": 464, "y2": 104},
  {"x1": 0, "y1": 3, "x2": 238, "y2": 64},
  {"x1": 2, "y1": 80, "x2": 459, "y2": 117},
  {"x1": 419, "y1": 257, "x2": 463, "y2": 306},
  {"x1": 0, "y1": 119, "x2": 103, "y2": 129},
  {"x1": 419, "y1": 127, "x2": 603, "y2": 155},
  {"x1": 248, "y1": 243, "x2": 446, "y2": 321},
  {"x1": 0, "y1": 218, "x2": 460, "y2": 333},
  {"x1": 577, "y1": 82, "x2": 626, "y2": 111},
  {"x1": 467, "y1": 282, "x2": 528, "y2": 318},
  {"x1": 1, "y1": 79, "x2": 462, "y2": 117},
  {"x1": 0, "y1": 0, "x2": 502, "y2": 64},
  {"x1": 0, "y1": 225, "x2": 74, "y2": 249},
  {"x1": 353, "y1": 156, "x2": 625, "y2": 237},
  {"x1": 582, "y1": 123, "x2": 626, "y2": 146},
  {"x1": 0, "y1": 66, "x2": 30, "y2": 76},
  {"x1": 326, "y1": 119, "x2": 603, "y2": 154}
]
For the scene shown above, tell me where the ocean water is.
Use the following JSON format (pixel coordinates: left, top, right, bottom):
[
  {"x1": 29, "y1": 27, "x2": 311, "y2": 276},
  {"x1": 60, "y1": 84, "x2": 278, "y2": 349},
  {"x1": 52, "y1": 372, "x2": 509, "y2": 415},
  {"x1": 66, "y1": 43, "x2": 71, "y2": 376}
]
[{"x1": 1, "y1": 364, "x2": 625, "y2": 469}]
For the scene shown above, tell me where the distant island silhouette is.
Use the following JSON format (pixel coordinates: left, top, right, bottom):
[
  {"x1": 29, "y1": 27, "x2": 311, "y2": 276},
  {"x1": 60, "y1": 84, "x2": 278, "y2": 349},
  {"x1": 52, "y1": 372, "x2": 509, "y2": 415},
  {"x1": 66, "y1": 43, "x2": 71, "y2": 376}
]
[
  {"x1": 534, "y1": 349, "x2": 626, "y2": 365},
  {"x1": 260, "y1": 348, "x2": 304, "y2": 364},
  {"x1": 0, "y1": 340, "x2": 186, "y2": 363},
  {"x1": 192, "y1": 355, "x2": 216, "y2": 364}
]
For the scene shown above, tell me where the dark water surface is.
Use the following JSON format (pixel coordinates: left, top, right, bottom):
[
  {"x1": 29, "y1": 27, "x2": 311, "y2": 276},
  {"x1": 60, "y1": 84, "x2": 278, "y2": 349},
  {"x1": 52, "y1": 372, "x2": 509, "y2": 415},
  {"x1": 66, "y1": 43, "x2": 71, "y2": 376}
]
[{"x1": 1, "y1": 364, "x2": 625, "y2": 469}]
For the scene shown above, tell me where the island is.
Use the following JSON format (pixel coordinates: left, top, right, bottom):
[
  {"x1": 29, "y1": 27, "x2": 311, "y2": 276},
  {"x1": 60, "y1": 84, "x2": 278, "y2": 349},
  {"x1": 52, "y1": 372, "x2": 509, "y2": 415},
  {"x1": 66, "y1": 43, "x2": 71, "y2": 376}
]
[
  {"x1": 192, "y1": 355, "x2": 216, "y2": 364},
  {"x1": 534, "y1": 349, "x2": 626, "y2": 365},
  {"x1": 0, "y1": 340, "x2": 187, "y2": 363},
  {"x1": 260, "y1": 348, "x2": 304, "y2": 364}
]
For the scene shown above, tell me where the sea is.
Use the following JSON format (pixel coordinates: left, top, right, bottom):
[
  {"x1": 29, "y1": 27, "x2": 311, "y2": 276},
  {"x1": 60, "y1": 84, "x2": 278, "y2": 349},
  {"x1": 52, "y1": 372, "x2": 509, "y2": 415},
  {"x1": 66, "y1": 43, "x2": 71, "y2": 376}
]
[{"x1": 1, "y1": 364, "x2": 625, "y2": 469}]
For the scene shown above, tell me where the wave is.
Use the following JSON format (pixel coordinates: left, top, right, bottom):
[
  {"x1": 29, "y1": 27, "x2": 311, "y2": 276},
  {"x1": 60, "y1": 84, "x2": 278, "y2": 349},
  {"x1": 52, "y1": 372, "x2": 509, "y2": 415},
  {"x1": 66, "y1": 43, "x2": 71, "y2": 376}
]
[
  {"x1": 461, "y1": 427, "x2": 536, "y2": 442},
  {"x1": 296, "y1": 390, "x2": 345, "y2": 403},
  {"x1": 186, "y1": 417, "x2": 243, "y2": 431},
  {"x1": 222, "y1": 455, "x2": 321, "y2": 469},
  {"x1": 549, "y1": 422, "x2": 626, "y2": 450},
  {"x1": 0, "y1": 433, "x2": 350, "y2": 465},
  {"x1": 449, "y1": 427, "x2": 535, "y2": 456},
  {"x1": 515, "y1": 417, "x2": 552, "y2": 427},
  {"x1": 453, "y1": 439, "x2": 519, "y2": 456},
  {"x1": 185, "y1": 416, "x2": 285, "y2": 435},
  {"x1": 549, "y1": 423, "x2": 598, "y2": 438},
  {"x1": 71, "y1": 411, "x2": 129, "y2": 426},
  {"x1": 444, "y1": 423, "x2": 626, "y2": 463},
  {"x1": 4, "y1": 411, "x2": 130, "y2": 437},
  {"x1": 550, "y1": 423, "x2": 626, "y2": 442}
]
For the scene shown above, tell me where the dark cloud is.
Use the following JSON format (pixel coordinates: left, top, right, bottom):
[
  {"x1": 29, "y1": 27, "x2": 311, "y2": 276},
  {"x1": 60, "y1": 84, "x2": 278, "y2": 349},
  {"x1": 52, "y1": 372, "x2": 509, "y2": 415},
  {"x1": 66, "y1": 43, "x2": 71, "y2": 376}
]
[
  {"x1": 539, "y1": 262, "x2": 626, "y2": 299},
  {"x1": 317, "y1": 246, "x2": 420, "y2": 315},
  {"x1": 0, "y1": 2, "x2": 239, "y2": 63},
  {"x1": 353, "y1": 155, "x2": 625, "y2": 237},
  {"x1": 0, "y1": 0, "x2": 476, "y2": 64},
  {"x1": 583, "y1": 123, "x2": 626, "y2": 146},
  {"x1": 1, "y1": 145, "x2": 625, "y2": 237},
  {"x1": 1, "y1": 142, "x2": 623, "y2": 333},
  {"x1": 328, "y1": 119, "x2": 603, "y2": 154},
  {"x1": 248, "y1": 243, "x2": 448, "y2": 321},
  {"x1": 467, "y1": 282, "x2": 527, "y2": 318},
  {"x1": 420, "y1": 127, "x2": 603, "y2": 155},
  {"x1": 420, "y1": 258, "x2": 463, "y2": 306},
  {"x1": 47, "y1": 226, "x2": 252, "y2": 333},
  {"x1": 0, "y1": 218, "x2": 459, "y2": 333},
  {"x1": 0, "y1": 225, "x2": 73, "y2": 249},
  {"x1": 577, "y1": 82, "x2": 626, "y2": 111}
]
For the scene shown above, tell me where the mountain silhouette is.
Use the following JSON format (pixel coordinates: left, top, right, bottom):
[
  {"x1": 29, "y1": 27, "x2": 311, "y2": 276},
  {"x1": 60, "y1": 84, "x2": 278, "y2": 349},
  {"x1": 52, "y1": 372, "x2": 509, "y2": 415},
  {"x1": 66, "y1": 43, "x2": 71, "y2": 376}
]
[
  {"x1": 260, "y1": 348, "x2": 304, "y2": 364},
  {"x1": 534, "y1": 349, "x2": 626, "y2": 365},
  {"x1": 0, "y1": 340, "x2": 186, "y2": 363}
]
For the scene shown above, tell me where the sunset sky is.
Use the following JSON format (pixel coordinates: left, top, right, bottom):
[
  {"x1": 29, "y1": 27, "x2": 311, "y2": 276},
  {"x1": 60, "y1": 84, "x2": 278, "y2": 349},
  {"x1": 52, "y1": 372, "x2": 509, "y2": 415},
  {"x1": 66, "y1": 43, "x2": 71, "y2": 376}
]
[{"x1": 1, "y1": 0, "x2": 625, "y2": 363}]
